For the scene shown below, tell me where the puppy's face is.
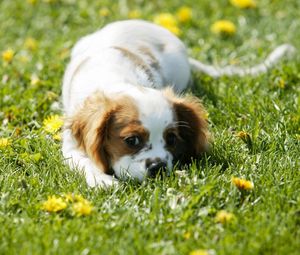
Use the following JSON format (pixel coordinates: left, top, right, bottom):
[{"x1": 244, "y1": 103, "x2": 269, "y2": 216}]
[{"x1": 70, "y1": 88, "x2": 209, "y2": 182}]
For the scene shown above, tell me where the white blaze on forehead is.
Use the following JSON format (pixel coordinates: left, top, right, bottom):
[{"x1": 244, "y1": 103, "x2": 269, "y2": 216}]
[
  {"x1": 134, "y1": 88, "x2": 174, "y2": 131},
  {"x1": 133, "y1": 88, "x2": 174, "y2": 162}
]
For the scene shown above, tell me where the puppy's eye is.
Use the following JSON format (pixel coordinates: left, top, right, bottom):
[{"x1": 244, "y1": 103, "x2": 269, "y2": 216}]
[
  {"x1": 124, "y1": 136, "x2": 142, "y2": 148},
  {"x1": 166, "y1": 132, "x2": 177, "y2": 147}
]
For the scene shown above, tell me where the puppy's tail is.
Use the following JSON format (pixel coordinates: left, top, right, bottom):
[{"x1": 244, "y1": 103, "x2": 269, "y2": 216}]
[{"x1": 189, "y1": 44, "x2": 296, "y2": 78}]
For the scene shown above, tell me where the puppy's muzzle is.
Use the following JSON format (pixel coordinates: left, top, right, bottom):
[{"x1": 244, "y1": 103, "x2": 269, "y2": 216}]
[{"x1": 146, "y1": 158, "x2": 167, "y2": 178}]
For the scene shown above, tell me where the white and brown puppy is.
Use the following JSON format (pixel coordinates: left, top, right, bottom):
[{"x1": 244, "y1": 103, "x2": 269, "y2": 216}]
[{"x1": 62, "y1": 20, "x2": 294, "y2": 187}]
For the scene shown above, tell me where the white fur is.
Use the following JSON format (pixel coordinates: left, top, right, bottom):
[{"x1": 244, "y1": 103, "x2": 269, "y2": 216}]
[
  {"x1": 63, "y1": 20, "x2": 191, "y2": 187},
  {"x1": 62, "y1": 20, "x2": 190, "y2": 116},
  {"x1": 62, "y1": 20, "x2": 294, "y2": 188}
]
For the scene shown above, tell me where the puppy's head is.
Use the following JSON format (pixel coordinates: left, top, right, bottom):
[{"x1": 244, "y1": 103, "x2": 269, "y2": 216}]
[{"x1": 69, "y1": 88, "x2": 209, "y2": 181}]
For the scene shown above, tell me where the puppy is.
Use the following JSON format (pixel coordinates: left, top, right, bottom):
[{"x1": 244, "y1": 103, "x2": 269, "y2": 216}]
[{"x1": 62, "y1": 20, "x2": 294, "y2": 187}]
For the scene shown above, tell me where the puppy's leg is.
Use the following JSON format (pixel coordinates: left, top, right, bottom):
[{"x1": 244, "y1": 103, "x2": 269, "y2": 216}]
[{"x1": 62, "y1": 129, "x2": 118, "y2": 188}]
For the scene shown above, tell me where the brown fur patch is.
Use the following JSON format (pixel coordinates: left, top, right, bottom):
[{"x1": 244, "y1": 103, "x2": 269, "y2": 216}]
[
  {"x1": 163, "y1": 88, "x2": 210, "y2": 164},
  {"x1": 67, "y1": 91, "x2": 147, "y2": 174},
  {"x1": 105, "y1": 118, "x2": 149, "y2": 164},
  {"x1": 112, "y1": 46, "x2": 154, "y2": 81},
  {"x1": 138, "y1": 45, "x2": 160, "y2": 71}
]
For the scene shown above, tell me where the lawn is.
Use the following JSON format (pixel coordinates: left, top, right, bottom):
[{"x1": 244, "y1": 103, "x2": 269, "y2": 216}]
[{"x1": 0, "y1": 0, "x2": 299, "y2": 254}]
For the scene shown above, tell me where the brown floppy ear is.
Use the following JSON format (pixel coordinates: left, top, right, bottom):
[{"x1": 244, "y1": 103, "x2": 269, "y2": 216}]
[
  {"x1": 164, "y1": 88, "x2": 210, "y2": 163},
  {"x1": 67, "y1": 92, "x2": 115, "y2": 173}
]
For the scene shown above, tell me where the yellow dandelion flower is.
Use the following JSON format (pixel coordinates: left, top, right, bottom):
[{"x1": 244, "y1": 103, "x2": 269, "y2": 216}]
[
  {"x1": 215, "y1": 210, "x2": 235, "y2": 224},
  {"x1": 99, "y1": 7, "x2": 110, "y2": 17},
  {"x1": 63, "y1": 193, "x2": 88, "y2": 203},
  {"x1": 24, "y1": 37, "x2": 38, "y2": 51},
  {"x1": 53, "y1": 133, "x2": 62, "y2": 141},
  {"x1": 232, "y1": 177, "x2": 254, "y2": 190},
  {"x1": 236, "y1": 131, "x2": 252, "y2": 146},
  {"x1": 236, "y1": 131, "x2": 250, "y2": 140},
  {"x1": 74, "y1": 194, "x2": 87, "y2": 202},
  {"x1": 211, "y1": 20, "x2": 236, "y2": 36},
  {"x1": 154, "y1": 13, "x2": 181, "y2": 36},
  {"x1": 43, "y1": 115, "x2": 63, "y2": 134},
  {"x1": 128, "y1": 9, "x2": 141, "y2": 19},
  {"x1": 154, "y1": 13, "x2": 177, "y2": 27},
  {"x1": 72, "y1": 199, "x2": 93, "y2": 216},
  {"x1": 42, "y1": 195, "x2": 67, "y2": 212},
  {"x1": 2, "y1": 49, "x2": 15, "y2": 63},
  {"x1": 0, "y1": 138, "x2": 11, "y2": 148},
  {"x1": 165, "y1": 25, "x2": 181, "y2": 36},
  {"x1": 189, "y1": 249, "x2": 209, "y2": 255},
  {"x1": 230, "y1": 0, "x2": 256, "y2": 9},
  {"x1": 176, "y1": 6, "x2": 192, "y2": 23}
]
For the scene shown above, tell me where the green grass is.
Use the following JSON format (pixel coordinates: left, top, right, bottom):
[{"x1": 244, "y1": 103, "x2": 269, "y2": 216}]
[{"x1": 0, "y1": 0, "x2": 299, "y2": 254}]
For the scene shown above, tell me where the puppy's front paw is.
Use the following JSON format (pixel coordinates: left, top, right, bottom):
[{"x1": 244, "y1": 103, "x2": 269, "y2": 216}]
[{"x1": 86, "y1": 173, "x2": 119, "y2": 189}]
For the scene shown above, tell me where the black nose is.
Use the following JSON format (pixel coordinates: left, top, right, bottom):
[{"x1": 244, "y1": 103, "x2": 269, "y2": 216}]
[{"x1": 146, "y1": 159, "x2": 167, "y2": 178}]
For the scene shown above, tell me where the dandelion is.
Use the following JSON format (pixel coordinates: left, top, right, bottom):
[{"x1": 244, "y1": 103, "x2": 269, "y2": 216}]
[
  {"x1": 72, "y1": 199, "x2": 93, "y2": 216},
  {"x1": 63, "y1": 193, "x2": 88, "y2": 203},
  {"x1": 154, "y1": 13, "x2": 181, "y2": 36},
  {"x1": 53, "y1": 133, "x2": 62, "y2": 141},
  {"x1": 211, "y1": 20, "x2": 236, "y2": 36},
  {"x1": 42, "y1": 195, "x2": 67, "y2": 212},
  {"x1": 0, "y1": 138, "x2": 11, "y2": 148},
  {"x1": 215, "y1": 210, "x2": 235, "y2": 224},
  {"x1": 236, "y1": 131, "x2": 250, "y2": 140},
  {"x1": 232, "y1": 177, "x2": 254, "y2": 190},
  {"x1": 74, "y1": 194, "x2": 87, "y2": 202},
  {"x1": 236, "y1": 131, "x2": 252, "y2": 148},
  {"x1": 43, "y1": 115, "x2": 63, "y2": 134},
  {"x1": 99, "y1": 7, "x2": 110, "y2": 17},
  {"x1": 70, "y1": 194, "x2": 93, "y2": 216},
  {"x1": 189, "y1": 250, "x2": 209, "y2": 255},
  {"x1": 128, "y1": 9, "x2": 141, "y2": 19},
  {"x1": 230, "y1": 0, "x2": 256, "y2": 9},
  {"x1": 2, "y1": 49, "x2": 14, "y2": 63},
  {"x1": 24, "y1": 37, "x2": 38, "y2": 51},
  {"x1": 176, "y1": 6, "x2": 192, "y2": 23}
]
